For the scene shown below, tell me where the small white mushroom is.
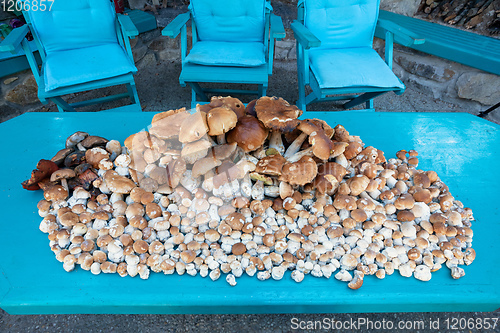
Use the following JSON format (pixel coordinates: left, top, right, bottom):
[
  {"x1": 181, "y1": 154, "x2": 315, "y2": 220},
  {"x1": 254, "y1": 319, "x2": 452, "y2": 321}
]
[
  {"x1": 226, "y1": 273, "x2": 237, "y2": 286},
  {"x1": 334, "y1": 269, "x2": 352, "y2": 282},
  {"x1": 414, "y1": 265, "x2": 432, "y2": 281},
  {"x1": 450, "y1": 266, "x2": 465, "y2": 279},
  {"x1": 291, "y1": 269, "x2": 304, "y2": 283}
]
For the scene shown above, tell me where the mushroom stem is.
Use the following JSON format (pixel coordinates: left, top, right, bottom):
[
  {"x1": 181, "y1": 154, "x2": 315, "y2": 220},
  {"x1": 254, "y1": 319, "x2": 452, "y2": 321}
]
[
  {"x1": 283, "y1": 133, "x2": 307, "y2": 159},
  {"x1": 287, "y1": 147, "x2": 314, "y2": 163},
  {"x1": 216, "y1": 134, "x2": 226, "y2": 145},
  {"x1": 269, "y1": 131, "x2": 284, "y2": 155},
  {"x1": 61, "y1": 179, "x2": 69, "y2": 193}
]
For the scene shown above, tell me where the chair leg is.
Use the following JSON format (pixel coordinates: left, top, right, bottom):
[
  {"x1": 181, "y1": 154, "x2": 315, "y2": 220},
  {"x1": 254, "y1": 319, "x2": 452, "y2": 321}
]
[
  {"x1": 343, "y1": 91, "x2": 385, "y2": 110},
  {"x1": 51, "y1": 97, "x2": 76, "y2": 112},
  {"x1": 365, "y1": 99, "x2": 374, "y2": 111},
  {"x1": 258, "y1": 84, "x2": 267, "y2": 97},
  {"x1": 297, "y1": 66, "x2": 307, "y2": 112},
  {"x1": 127, "y1": 82, "x2": 141, "y2": 108},
  {"x1": 188, "y1": 82, "x2": 209, "y2": 108}
]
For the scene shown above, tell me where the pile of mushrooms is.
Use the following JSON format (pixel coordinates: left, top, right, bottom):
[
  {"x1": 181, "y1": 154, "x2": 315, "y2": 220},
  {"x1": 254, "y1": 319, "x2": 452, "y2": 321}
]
[{"x1": 27, "y1": 96, "x2": 476, "y2": 288}]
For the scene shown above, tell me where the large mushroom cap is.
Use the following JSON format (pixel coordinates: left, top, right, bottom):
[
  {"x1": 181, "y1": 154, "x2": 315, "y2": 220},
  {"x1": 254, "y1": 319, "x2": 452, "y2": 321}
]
[
  {"x1": 255, "y1": 96, "x2": 303, "y2": 133},
  {"x1": 279, "y1": 156, "x2": 318, "y2": 186},
  {"x1": 313, "y1": 162, "x2": 347, "y2": 194},
  {"x1": 309, "y1": 130, "x2": 333, "y2": 161},
  {"x1": 65, "y1": 131, "x2": 89, "y2": 149},
  {"x1": 151, "y1": 108, "x2": 186, "y2": 125},
  {"x1": 43, "y1": 184, "x2": 68, "y2": 201},
  {"x1": 181, "y1": 139, "x2": 212, "y2": 164},
  {"x1": 296, "y1": 119, "x2": 333, "y2": 161},
  {"x1": 80, "y1": 136, "x2": 108, "y2": 149},
  {"x1": 149, "y1": 109, "x2": 190, "y2": 140},
  {"x1": 310, "y1": 119, "x2": 334, "y2": 139},
  {"x1": 103, "y1": 171, "x2": 136, "y2": 194},
  {"x1": 50, "y1": 169, "x2": 76, "y2": 182},
  {"x1": 206, "y1": 107, "x2": 238, "y2": 136},
  {"x1": 226, "y1": 115, "x2": 268, "y2": 152},
  {"x1": 179, "y1": 111, "x2": 209, "y2": 143},
  {"x1": 209, "y1": 96, "x2": 246, "y2": 119},
  {"x1": 255, "y1": 154, "x2": 286, "y2": 176}
]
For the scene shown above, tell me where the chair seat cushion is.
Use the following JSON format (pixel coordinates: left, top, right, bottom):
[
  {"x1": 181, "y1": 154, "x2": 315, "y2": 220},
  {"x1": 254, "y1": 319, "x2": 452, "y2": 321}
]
[
  {"x1": 309, "y1": 47, "x2": 404, "y2": 91},
  {"x1": 184, "y1": 41, "x2": 266, "y2": 67},
  {"x1": 43, "y1": 43, "x2": 137, "y2": 91}
]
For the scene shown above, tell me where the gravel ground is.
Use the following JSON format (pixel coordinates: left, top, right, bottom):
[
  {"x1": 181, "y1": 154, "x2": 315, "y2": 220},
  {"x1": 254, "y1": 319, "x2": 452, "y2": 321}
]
[
  {"x1": 2, "y1": 309, "x2": 500, "y2": 332},
  {"x1": 1, "y1": 60, "x2": 499, "y2": 124}
]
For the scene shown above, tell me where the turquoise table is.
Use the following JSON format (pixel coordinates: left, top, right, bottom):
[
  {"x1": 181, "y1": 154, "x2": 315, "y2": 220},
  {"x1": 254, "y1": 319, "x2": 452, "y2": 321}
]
[{"x1": 0, "y1": 111, "x2": 499, "y2": 314}]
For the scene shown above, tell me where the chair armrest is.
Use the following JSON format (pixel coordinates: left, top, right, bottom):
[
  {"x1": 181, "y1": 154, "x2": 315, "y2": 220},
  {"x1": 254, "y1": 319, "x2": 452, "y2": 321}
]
[
  {"x1": 0, "y1": 25, "x2": 29, "y2": 53},
  {"x1": 162, "y1": 12, "x2": 190, "y2": 38},
  {"x1": 291, "y1": 20, "x2": 321, "y2": 50},
  {"x1": 270, "y1": 14, "x2": 286, "y2": 40},
  {"x1": 377, "y1": 19, "x2": 425, "y2": 47},
  {"x1": 118, "y1": 14, "x2": 139, "y2": 38}
]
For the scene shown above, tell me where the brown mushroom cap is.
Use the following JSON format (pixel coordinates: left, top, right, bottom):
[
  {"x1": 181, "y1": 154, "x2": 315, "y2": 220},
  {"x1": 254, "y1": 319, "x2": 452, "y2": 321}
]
[
  {"x1": 179, "y1": 111, "x2": 209, "y2": 143},
  {"x1": 226, "y1": 115, "x2": 268, "y2": 152},
  {"x1": 103, "y1": 171, "x2": 136, "y2": 194},
  {"x1": 152, "y1": 108, "x2": 186, "y2": 124},
  {"x1": 44, "y1": 185, "x2": 68, "y2": 202},
  {"x1": 344, "y1": 142, "x2": 363, "y2": 160},
  {"x1": 192, "y1": 156, "x2": 222, "y2": 178},
  {"x1": 209, "y1": 96, "x2": 246, "y2": 119},
  {"x1": 414, "y1": 173, "x2": 431, "y2": 188},
  {"x1": 22, "y1": 159, "x2": 59, "y2": 191},
  {"x1": 85, "y1": 148, "x2": 110, "y2": 168},
  {"x1": 149, "y1": 109, "x2": 190, "y2": 140},
  {"x1": 65, "y1": 131, "x2": 89, "y2": 149},
  {"x1": 397, "y1": 210, "x2": 415, "y2": 222},
  {"x1": 309, "y1": 130, "x2": 333, "y2": 160},
  {"x1": 60, "y1": 211, "x2": 79, "y2": 227},
  {"x1": 51, "y1": 148, "x2": 74, "y2": 166},
  {"x1": 255, "y1": 154, "x2": 286, "y2": 176},
  {"x1": 80, "y1": 136, "x2": 109, "y2": 149},
  {"x1": 133, "y1": 240, "x2": 149, "y2": 254},
  {"x1": 351, "y1": 209, "x2": 368, "y2": 222},
  {"x1": 349, "y1": 175, "x2": 370, "y2": 196},
  {"x1": 207, "y1": 107, "x2": 238, "y2": 136},
  {"x1": 254, "y1": 96, "x2": 303, "y2": 133},
  {"x1": 310, "y1": 119, "x2": 334, "y2": 139},
  {"x1": 313, "y1": 162, "x2": 347, "y2": 194},
  {"x1": 209, "y1": 142, "x2": 238, "y2": 160},
  {"x1": 279, "y1": 156, "x2": 318, "y2": 186},
  {"x1": 50, "y1": 169, "x2": 76, "y2": 182},
  {"x1": 181, "y1": 139, "x2": 212, "y2": 164},
  {"x1": 232, "y1": 242, "x2": 247, "y2": 256}
]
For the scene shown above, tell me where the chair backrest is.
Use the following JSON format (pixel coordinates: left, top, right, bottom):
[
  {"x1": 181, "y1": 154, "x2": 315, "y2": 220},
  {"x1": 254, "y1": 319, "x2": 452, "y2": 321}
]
[
  {"x1": 302, "y1": 0, "x2": 380, "y2": 49},
  {"x1": 190, "y1": 0, "x2": 267, "y2": 43},
  {"x1": 25, "y1": 0, "x2": 118, "y2": 55}
]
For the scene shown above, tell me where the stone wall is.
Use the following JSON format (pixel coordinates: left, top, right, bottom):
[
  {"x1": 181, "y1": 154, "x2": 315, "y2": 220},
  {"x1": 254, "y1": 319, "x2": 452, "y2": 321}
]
[{"x1": 380, "y1": 0, "x2": 421, "y2": 17}]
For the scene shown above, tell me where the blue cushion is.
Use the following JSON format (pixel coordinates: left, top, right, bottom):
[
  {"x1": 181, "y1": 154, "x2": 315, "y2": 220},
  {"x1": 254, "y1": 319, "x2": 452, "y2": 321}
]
[
  {"x1": 304, "y1": 0, "x2": 380, "y2": 49},
  {"x1": 190, "y1": 0, "x2": 265, "y2": 42},
  {"x1": 309, "y1": 47, "x2": 404, "y2": 90},
  {"x1": 28, "y1": 0, "x2": 118, "y2": 54},
  {"x1": 185, "y1": 41, "x2": 266, "y2": 67},
  {"x1": 43, "y1": 44, "x2": 137, "y2": 91}
]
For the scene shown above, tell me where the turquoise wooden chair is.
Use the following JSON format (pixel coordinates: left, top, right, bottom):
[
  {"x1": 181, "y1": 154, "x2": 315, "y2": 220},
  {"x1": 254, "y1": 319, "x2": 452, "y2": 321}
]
[
  {"x1": 291, "y1": 0, "x2": 424, "y2": 111},
  {"x1": 0, "y1": 0, "x2": 141, "y2": 112},
  {"x1": 162, "y1": 0, "x2": 286, "y2": 109}
]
